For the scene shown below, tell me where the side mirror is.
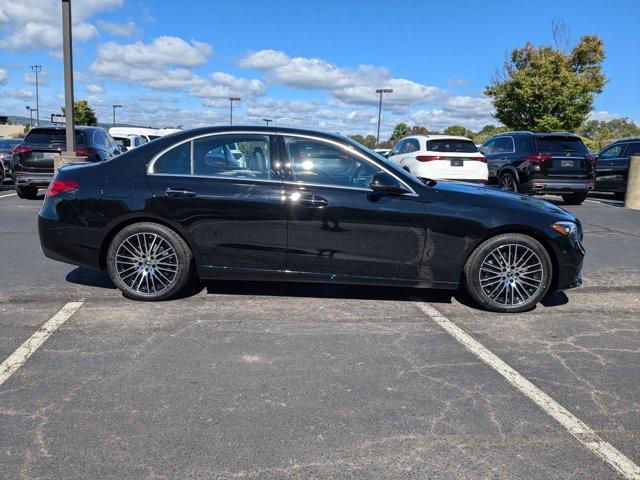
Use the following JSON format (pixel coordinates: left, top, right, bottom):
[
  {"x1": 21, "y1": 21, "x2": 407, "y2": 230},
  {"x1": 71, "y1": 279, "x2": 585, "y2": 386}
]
[{"x1": 370, "y1": 171, "x2": 409, "y2": 195}]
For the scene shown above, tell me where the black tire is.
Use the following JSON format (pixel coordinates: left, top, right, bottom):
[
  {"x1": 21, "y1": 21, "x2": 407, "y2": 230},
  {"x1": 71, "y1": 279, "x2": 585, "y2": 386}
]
[
  {"x1": 16, "y1": 185, "x2": 38, "y2": 199},
  {"x1": 107, "y1": 222, "x2": 193, "y2": 301},
  {"x1": 499, "y1": 172, "x2": 519, "y2": 192},
  {"x1": 613, "y1": 192, "x2": 626, "y2": 201},
  {"x1": 561, "y1": 192, "x2": 588, "y2": 205},
  {"x1": 463, "y1": 233, "x2": 553, "y2": 313}
]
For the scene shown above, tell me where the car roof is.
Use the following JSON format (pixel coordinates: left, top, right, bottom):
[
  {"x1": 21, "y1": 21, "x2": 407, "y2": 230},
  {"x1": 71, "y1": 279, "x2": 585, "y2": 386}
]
[
  {"x1": 401, "y1": 134, "x2": 473, "y2": 141},
  {"x1": 494, "y1": 131, "x2": 580, "y2": 137},
  {"x1": 29, "y1": 125, "x2": 100, "y2": 131}
]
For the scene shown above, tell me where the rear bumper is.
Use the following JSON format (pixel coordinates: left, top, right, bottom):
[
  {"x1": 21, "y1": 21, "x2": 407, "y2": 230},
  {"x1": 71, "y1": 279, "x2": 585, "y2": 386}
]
[
  {"x1": 38, "y1": 215, "x2": 102, "y2": 269},
  {"x1": 14, "y1": 172, "x2": 54, "y2": 188},
  {"x1": 522, "y1": 179, "x2": 594, "y2": 194}
]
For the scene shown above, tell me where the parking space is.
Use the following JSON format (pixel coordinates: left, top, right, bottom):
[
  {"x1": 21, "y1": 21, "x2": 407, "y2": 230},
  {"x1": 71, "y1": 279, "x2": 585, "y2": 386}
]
[{"x1": 1, "y1": 190, "x2": 639, "y2": 479}]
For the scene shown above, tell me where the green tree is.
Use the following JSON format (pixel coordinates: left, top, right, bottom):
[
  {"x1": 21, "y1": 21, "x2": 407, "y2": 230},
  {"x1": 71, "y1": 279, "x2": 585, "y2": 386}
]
[
  {"x1": 411, "y1": 125, "x2": 430, "y2": 135},
  {"x1": 443, "y1": 125, "x2": 470, "y2": 137},
  {"x1": 61, "y1": 100, "x2": 98, "y2": 126},
  {"x1": 577, "y1": 118, "x2": 640, "y2": 151},
  {"x1": 389, "y1": 123, "x2": 411, "y2": 143},
  {"x1": 485, "y1": 35, "x2": 606, "y2": 132},
  {"x1": 472, "y1": 125, "x2": 510, "y2": 144}
]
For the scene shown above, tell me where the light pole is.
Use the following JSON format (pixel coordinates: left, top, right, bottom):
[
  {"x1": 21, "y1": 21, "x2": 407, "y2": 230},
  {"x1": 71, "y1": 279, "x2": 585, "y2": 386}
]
[
  {"x1": 25, "y1": 105, "x2": 36, "y2": 127},
  {"x1": 375, "y1": 88, "x2": 393, "y2": 147},
  {"x1": 263, "y1": 118, "x2": 272, "y2": 126},
  {"x1": 30, "y1": 65, "x2": 42, "y2": 125},
  {"x1": 229, "y1": 97, "x2": 241, "y2": 125},
  {"x1": 112, "y1": 104, "x2": 122, "y2": 126},
  {"x1": 61, "y1": 0, "x2": 76, "y2": 157}
]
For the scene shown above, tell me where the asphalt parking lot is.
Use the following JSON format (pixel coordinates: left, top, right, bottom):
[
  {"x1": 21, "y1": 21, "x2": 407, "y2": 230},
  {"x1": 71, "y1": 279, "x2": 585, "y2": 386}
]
[{"x1": 1, "y1": 185, "x2": 639, "y2": 479}]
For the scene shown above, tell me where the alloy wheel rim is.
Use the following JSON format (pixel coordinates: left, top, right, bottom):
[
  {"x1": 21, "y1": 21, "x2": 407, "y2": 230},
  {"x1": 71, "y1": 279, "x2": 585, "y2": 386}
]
[
  {"x1": 501, "y1": 176, "x2": 515, "y2": 191},
  {"x1": 114, "y1": 232, "x2": 178, "y2": 295},
  {"x1": 478, "y1": 243, "x2": 544, "y2": 306}
]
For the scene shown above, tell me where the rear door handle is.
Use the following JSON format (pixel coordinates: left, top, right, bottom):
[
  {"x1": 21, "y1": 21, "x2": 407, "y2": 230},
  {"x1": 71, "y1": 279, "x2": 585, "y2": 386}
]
[
  {"x1": 165, "y1": 188, "x2": 197, "y2": 198},
  {"x1": 297, "y1": 194, "x2": 328, "y2": 207}
]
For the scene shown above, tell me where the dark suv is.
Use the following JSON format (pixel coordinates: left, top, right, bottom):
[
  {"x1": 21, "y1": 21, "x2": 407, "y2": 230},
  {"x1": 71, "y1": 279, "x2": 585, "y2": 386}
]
[
  {"x1": 10, "y1": 126, "x2": 122, "y2": 199},
  {"x1": 481, "y1": 132, "x2": 596, "y2": 205},
  {"x1": 595, "y1": 137, "x2": 640, "y2": 200}
]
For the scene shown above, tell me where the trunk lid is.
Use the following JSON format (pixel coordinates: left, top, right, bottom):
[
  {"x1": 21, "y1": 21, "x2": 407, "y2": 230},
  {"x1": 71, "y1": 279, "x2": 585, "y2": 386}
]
[{"x1": 534, "y1": 135, "x2": 594, "y2": 178}]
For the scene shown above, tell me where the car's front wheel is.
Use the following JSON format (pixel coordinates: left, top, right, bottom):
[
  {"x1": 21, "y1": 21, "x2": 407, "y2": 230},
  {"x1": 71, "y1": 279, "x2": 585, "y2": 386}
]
[
  {"x1": 107, "y1": 222, "x2": 193, "y2": 301},
  {"x1": 561, "y1": 192, "x2": 588, "y2": 205},
  {"x1": 463, "y1": 233, "x2": 552, "y2": 313},
  {"x1": 499, "y1": 172, "x2": 519, "y2": 192}
]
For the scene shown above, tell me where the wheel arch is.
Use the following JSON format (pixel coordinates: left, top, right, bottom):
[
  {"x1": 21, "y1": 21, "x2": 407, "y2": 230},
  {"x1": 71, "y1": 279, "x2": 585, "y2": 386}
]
[
  {"x1": 498, "y1": 165, "x2": 520, "y2": 183},
  {"x1": 98, "y1": 214, "x2": 198, "y2": 270},
  {"x1": 462, "y1": 226, "x2": 560, "y2": 292}
]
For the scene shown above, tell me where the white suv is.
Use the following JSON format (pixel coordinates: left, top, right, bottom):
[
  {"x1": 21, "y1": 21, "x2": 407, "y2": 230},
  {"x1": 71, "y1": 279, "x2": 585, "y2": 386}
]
[{"x1": 388, "y1": 135, "x2": 488, "y2": 183}]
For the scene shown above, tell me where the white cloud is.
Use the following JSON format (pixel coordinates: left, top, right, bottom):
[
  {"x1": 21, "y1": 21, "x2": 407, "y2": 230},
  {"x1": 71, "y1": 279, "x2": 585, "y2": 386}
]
[
  {"x1": 86, "y1": 84, "x2": 104, "y2": 94},
  {"x1": 7, "y1": 88, "x2": 34, "y2": 101},
  {"x1": 588, "y1": 111, "x2": 620, "y2": 122},
  {"x1": 0, "y1": 0, "x2": 122, "y2": 53},
  {"x1": 24, "y1": 70, "x2": 50, "y2": 86},
  {"x1": 0, "y1": 69, "x2": 7, "y2": 84},
  {"x1": 188, "y1": 72, "x2": 267, "y2": 101},
  {"x1": 237, "y1": 50, "x2": 290, "y2": 70},
  {"x1": 99, "y1": 19, "x2": 138, "y2": 37},
  {"x1": 90, "y1": 36, "x2": 213, "y2": 90}
]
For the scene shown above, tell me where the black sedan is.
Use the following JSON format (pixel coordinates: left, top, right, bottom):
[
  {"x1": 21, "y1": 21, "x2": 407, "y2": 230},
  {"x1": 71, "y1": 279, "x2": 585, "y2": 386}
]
[{"x1": 38, "y1": 126, "x2": 585, "y2": 313}]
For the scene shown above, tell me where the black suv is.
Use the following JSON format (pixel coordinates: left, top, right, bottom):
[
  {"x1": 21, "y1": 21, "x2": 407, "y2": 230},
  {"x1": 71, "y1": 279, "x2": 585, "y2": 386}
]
[
  {"x1": 595, "y1": 137, "x2": 640, "y2": 200},
  {"x1": 481, "y1": 132, "x2": 596, "y2": 205},
  {"x1": 11, "y1": 126, "x2": 122, "y2": 199}
]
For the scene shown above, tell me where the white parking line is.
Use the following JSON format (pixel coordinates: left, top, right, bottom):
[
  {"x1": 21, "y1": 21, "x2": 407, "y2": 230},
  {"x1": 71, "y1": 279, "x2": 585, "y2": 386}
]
[
  {"x1": 414, "y1": 302, "x2": 640, "y2": 480},
  {"x1": 0, "y1": 192, "x2": 17, "y2": 199},
  {"x1": 0, "y1": 301, "x2": 83, "y2": 386}
]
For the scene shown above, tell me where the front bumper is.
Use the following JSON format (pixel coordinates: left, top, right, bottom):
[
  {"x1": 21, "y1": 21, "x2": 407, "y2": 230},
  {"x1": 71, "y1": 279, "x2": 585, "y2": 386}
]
[
  {"x1": 551, "y1": 233, "x2": 585, "y2": 292},
  {"x1": 522, "y1": 179, "x2": 594, "y2": 195}
]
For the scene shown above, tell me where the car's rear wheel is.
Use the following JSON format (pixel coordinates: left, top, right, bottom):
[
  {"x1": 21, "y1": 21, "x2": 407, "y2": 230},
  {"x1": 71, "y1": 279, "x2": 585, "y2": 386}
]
[
  {"x1": 16, "y1": 185, "x2": 38, "y2": 199},
  {"x1": 499, "y1": 172, "x2": 519, "y2": 192},
  {"x1": 463, "y1": 233, "x2": 552, "y2": 313},
  {"x1": 107, "y1": 222, "x2": 193, "y2": 301},
  {"x1": 561, "y1": 192, "x2": 587, "y2": 205}
]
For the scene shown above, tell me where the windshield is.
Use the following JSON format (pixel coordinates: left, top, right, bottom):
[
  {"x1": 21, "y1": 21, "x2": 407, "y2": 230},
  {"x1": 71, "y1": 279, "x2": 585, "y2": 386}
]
[
  {"x1": 535, "y1": 136, "x2": 588, "y2": 154},
  {"x1": 427, "y1": 139, "x2": 478, "y2": 153}
]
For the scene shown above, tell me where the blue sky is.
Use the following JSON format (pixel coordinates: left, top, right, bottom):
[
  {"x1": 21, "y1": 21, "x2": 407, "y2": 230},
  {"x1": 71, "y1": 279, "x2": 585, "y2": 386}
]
[{"x1": 1, "y1": 0, "x2": 638, "y2": 137}]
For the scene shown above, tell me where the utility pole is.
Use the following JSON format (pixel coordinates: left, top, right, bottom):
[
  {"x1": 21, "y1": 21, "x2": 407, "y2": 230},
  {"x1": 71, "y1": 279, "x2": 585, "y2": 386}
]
[
  {"x1": 25, "y1": 106, "x2": 35, "y2": 127},
  {"x1": 61, "y1": 0, "x2": 76, "y2": 158},
  {"x1": 30, "y1": 65, "x2": 42, "y2": 125},
  {"x1": 112, "y1": 104, "x2": 122, "y2": 126},
  {"x1": 263, "y1": 118, "x2": 272, "y2": 126},
  {"x1": 229, "y1": 97, "x2": 240, "y2": 125},
  {"x1": 375, "y1": 88, "x2": 393, "y2": 147}
]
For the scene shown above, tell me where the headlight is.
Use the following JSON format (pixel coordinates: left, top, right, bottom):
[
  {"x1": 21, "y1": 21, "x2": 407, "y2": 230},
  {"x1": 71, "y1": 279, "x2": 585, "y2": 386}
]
[{"x1": 551, "y1": 221, "x2": 577, "y2": 237}]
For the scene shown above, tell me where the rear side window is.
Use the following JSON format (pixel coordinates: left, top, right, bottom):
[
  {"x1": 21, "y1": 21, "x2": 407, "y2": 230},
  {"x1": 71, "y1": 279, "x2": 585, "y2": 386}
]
[
  {"x1": 624, "y1": 143, "x2": 640, "y2": 157},
  {"x1": 153, "y1": 142, "x2": 191, "y2": 175},
  {"x1": 535, "y1": 136, "x2": 588, "y2": 154},
  {"x1": 193, "y1": 134, "x2": 271, "y2": 179},
  {"x1": 24, "y1": 129, "x2": 85, "y2": 145},
  {"x1": 492, "y1": 137, "x2": 514, "y2": 153},
  {"x1": 427, "y1": 139, "x2": 478, "y2": 153}
]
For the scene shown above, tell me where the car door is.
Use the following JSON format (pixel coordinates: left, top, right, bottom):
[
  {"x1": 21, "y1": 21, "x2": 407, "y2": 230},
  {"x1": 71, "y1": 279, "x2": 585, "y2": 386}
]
[
  {"x1": 278, "y1": 134, "x2": 427, "y2": 280},
  {"x1": 596, "y1": 143, "x2": 625, "y2": 191},
  {"x1": 492, "y1": 137, "x2": 516, "y2": 176},
  {"x1": 387, "y1": 140, "x2": 405, "y2": 165},
  {"x1": 146, "y1": 133, "x2": 287, "y2": 272},
  {"x1": 398, "y1": 138, "x2": 420, "y2": 170},
  {"x1": 481, "y1": 139, "x2": 498, "y2": 180},
  {"x1": 616, "y1": 142, "x2": 640, "y2": 191}
]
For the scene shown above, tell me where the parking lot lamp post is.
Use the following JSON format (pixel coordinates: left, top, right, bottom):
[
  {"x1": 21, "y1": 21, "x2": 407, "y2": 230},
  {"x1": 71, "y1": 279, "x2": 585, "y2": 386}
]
[
  {"x1": 229, "y1": 97, "x2": 241, "y2": 125},
  {"x1": 30, "y1": 65, "x2": 42, "y2": 125},
  {"x1": 375, "y1": 88, "x2": 393, "y2": 147},
  {"x1": 25, "y1": 105, "x2": 34, "y2": 127},
  {"x1": 61, "y1": 0, "x2": 76, "y2": 158},
  {"x1": 263, "y1": 118, "x2": 272, "y2": 126},
  {"x1": 112, "y1": 104, "x2": 122, "y2": 126}
]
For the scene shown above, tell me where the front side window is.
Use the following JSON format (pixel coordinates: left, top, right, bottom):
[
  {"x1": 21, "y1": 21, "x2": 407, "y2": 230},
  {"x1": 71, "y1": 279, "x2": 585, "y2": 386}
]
[
  {"x1": 283, "y1": 136, "x2": 383, "y2": 189},
  {"x1": 153, "y1": 142, "x2": 190, "y2": 175},
  {"x1": 481, "y1": 139, "x2": 496, "y2": 154},
  {"x1": 599, "y1": 144, "x2": 625, "y2": 159},
  {"x1": 493, "y1": 137, "x2": 514, "y2": 153},
  {"x1": 193, "y1": 135, "x2": 271, "y2": 179}
]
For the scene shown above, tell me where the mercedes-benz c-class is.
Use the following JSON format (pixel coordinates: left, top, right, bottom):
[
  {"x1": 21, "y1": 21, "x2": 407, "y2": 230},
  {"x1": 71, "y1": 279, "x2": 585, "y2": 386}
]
[{"x1": 38, "y1": 126, "x2": 585, "y2": 313}]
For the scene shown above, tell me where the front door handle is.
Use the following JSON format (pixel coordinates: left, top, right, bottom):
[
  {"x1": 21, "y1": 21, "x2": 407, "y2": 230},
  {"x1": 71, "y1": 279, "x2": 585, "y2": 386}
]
[
  {"x1": 296, "y1": 194, "x2": 328, "y2": 207},
  {"x1": 165, "y1": 188, "x2": 197, "y2": 198}
]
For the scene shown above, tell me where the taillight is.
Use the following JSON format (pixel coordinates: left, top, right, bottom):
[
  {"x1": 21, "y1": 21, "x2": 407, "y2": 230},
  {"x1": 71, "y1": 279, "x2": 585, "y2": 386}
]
[
  {"x1": 46, "y1": 179, "x2": 79, "y2": 198},
  {"x1": 525, "y1": 153, "x2": 552, "y2": 164},
  {"x1": 477, "y1": 155, "x2": 487, "y2": 163},
  {"x1": 585, "y1": 154, "x2": 597, "y2": 164},
  {"x1": 75, "y1": 146, "x2": 98, "y2": 157},
  {"x1": 11, "y1": 145, "x2": 32, "y2": 156},
  {"x1": 416, "y1": 155, "x2": 443, "y2": 162}
]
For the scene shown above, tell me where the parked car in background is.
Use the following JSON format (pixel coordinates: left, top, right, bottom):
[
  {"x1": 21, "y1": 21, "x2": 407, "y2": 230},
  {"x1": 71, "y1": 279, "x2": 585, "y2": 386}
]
[
  {"x1": 374, "y1": 148, "x2": 391, "y2": 158},
  {"x1": 39, "y1": 126, "x2": 584, "y2": 313},
  {"x1": 109, "y1": 127, "x2": 181, "y2": 143},
  {"x1": 113, "y1": 134, "x2": 146, "y2": 152},
  {"x1": 11, "y1": 126, "x2": 121, "y2": 199},
  {"x1": 387, "y1": 135, "x2": 488, "y2": 183},
  {"x1": 0, "y1": 138, "x2": 22, "y2": 183},
  {"x1": 481, "y1": 132, "x2": 596, "y2": 205},
  {"x1": 595, "y1": 137, "x2": 640, "y2": 200}
]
